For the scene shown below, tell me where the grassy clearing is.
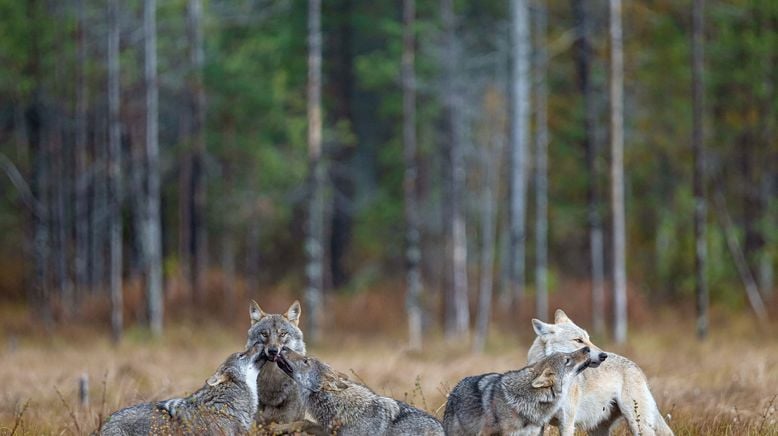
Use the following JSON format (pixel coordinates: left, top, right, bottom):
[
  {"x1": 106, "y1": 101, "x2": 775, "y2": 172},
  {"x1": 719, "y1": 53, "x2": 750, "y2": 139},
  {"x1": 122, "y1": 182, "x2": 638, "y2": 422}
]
[{"x1": 0, "y1": 304, "x2": 776, "y2": 435}]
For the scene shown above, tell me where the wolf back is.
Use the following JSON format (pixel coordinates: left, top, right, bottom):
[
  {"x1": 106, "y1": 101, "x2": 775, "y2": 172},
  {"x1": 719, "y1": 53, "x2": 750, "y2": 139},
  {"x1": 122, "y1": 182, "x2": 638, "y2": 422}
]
[
  {"x1": 443, "y1": 348, "x2": 592, "y2": 436},
  {"x1": 100, "y1": 348, "x2": 263, "y2": 435}
]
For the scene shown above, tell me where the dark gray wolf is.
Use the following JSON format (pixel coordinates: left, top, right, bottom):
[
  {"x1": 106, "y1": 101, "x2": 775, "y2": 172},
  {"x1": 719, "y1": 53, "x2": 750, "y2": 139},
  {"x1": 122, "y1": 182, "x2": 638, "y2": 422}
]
[
  {"x1": 276, "y1": 348, "x2": 444, "y2": 436},
  {"x1": 100, "y1": 346, "x2": 264, "y2": 435},
  {"x1": 443, "y1": 347, "x2": 593, "y2": 436}
]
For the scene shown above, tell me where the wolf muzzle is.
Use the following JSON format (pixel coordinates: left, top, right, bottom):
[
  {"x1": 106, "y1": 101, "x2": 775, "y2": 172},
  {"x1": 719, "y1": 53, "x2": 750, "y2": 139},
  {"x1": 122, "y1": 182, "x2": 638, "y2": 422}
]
[
  {"x1": 275, "y1": 353, "x2": 294, "y2": 377},
  {"x1": 264, "y1": 346, "x2": 280, "y2": 362}
]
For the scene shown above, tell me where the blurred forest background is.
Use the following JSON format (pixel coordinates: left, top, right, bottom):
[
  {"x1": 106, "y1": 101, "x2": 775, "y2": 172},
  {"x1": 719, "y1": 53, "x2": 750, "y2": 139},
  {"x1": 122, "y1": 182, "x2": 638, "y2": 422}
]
[{"x1": 0, "y1": 0, "x2": 776, "y2": 347}]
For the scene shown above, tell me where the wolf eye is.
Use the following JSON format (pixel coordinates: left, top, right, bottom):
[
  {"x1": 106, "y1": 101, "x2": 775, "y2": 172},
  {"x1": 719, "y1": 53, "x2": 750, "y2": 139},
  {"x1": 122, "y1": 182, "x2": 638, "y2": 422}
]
[
  {"x1": 260, "y1": 331, "x2": 269, "y2": 338},
  {"x1": 279, "y1": 331, "x2": 288, "y2": 339},
  {"x1": 574, "y1": 338, "x2": 584, "y2": 344}
]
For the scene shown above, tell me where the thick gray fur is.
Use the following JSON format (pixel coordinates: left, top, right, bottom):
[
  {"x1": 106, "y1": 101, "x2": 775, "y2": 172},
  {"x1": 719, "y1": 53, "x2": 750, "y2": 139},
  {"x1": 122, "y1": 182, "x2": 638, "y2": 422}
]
[
  {"x1": 245, "y1": 300, "x2": 308, "y2": 425},
  {"x1": 443, "y1": 348, "x2": 592, "y2": 436},
  {"x1": 276, "y1": 349, "x2": 444, "y2": 436},
  {"x1": 100, "y1": 347, "x2": 264, "y2": 435}
]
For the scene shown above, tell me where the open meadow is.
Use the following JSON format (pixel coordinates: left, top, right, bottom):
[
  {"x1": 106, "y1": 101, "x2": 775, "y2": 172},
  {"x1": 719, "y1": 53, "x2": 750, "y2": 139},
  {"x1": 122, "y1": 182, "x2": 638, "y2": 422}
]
[{"x1": 0, "y1": 294, "x2": 776, "y2": 436}]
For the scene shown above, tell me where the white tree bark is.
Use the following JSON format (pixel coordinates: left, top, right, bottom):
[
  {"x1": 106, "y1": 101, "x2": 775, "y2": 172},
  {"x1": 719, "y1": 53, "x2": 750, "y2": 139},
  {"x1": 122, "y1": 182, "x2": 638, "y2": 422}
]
[
  {"x1": 107, "y1": 0, "x2": 123, "y2": 343},
  {"x1": 441, "y1": 0, "x2": 469, "y2": 338},
  {"x1": 144, "y1": 0, "x2": 163, "y2": 337},
  {"x1": 534, "y1": 0, "x2": 549, "y2": 322},
  {"x1": 403, "y1": 0, "x2": 424, "y2": 351},
  {"x1": 509, "y1": 0, "x2": 530, "y2": 308},
  {"x1": 187, "y1": 0, "x2": 207, "y2": 304},
  {"x1": 474, "y1": 105, "x2": 504, "y2": 352},
  {"x1": 692, "y1": 0, "x2": 708, "y2": 339},
  {"x1": 305, "y1": 0, "x2": 325, "y2": 343},
  {"x1": 610, "y1": 0, "x2": 627, "y2": 344},
  {"x1": 74, "y1": 0, "x2": 89, "y2": 299}
]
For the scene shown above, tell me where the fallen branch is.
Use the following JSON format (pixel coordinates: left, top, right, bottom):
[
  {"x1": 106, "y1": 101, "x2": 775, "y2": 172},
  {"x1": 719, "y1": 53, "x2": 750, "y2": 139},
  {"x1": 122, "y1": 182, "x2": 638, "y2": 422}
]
[
  {"x1": 713, "y1": 190, "x2": 768, "y2": 324},
  {"x1": 0, "y1": 153, "x2": 44, "y2": 219}
]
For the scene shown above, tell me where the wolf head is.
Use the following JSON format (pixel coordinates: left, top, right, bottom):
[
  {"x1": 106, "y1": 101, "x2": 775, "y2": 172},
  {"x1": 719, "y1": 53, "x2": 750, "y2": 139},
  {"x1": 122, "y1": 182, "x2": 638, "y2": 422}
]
[
  {"x1": 530, "y1": 347, "x2": 593, "y2": 396},
  {"x1": 158, "y1": 346, "x2": 265, "y2": 422},
  {"x1": 246, "y1": 300, "x2": 306, "y2": 362},
  {"x1": 206, "y1": 345, "x2": 265, "y2": 392},
  {"x1": 529, "y1": 309, "x2": 608, "y2": 367},
  {"x1": 275, "y1": 349, "x2": 348, "y2": 395}
]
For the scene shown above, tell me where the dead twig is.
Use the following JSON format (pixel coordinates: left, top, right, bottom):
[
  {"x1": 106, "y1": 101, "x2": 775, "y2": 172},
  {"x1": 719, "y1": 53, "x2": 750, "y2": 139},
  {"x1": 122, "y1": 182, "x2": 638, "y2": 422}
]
[
  {"x1": 9, "y1": 399, "x2": 30, "y2": 436},
  {"x1": 55, "y1": 386, "x2": 82, "y2": 435}
]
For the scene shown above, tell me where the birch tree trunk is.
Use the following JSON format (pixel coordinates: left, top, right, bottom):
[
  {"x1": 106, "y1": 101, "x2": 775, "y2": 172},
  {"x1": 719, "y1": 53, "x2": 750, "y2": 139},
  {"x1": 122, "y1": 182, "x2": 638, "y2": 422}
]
[
  {"x1": 534, "y1": 0, "x2": 549, "y2": 322},
  {"x1": 692, "y1": 0, "x2": 708, "y2": 340},
  {"x1": 107, "y1": 0, "x2": 123, "y2": 343},
  {"x1": 474, "y1": 104, "x2": 504, "y2": 352},
  {"x1": 509, "y1": 0, "x2": 530, "y2": 309},
  {"x1": 441, "y1": 0, "x2": 469, "y2": 338},
  {"x1": 144, "y1": 0, "x2": 163, "y2": 336},
  {"x1": 758, "y1": 10, "x2": 775, "y2": 302},
  {"x1": 30, "y1": 111, "x2": 51, "y2": 326},
  {"x1": 403, "y1": 0, "x2": 423, "y2": 351},
  {"x1": 52, "y1": 117, "x2": 72, "y2": 315},
  {"x1": 187, "y1": 0, "x2": 207, "y2": 304},
  {"x1": 74, "y1": 0, "x2": 88, "y2": 300},
  {"x1": 573, "y1": 0, "x2": 606, "y2": 335},
  {"x1": 26, "y1": 0, "x2": 51, "y2": 323},
  {"x1": 47, "y1": 2, "x2": 72, "y2": 318},
  {"x1": 305, "y1": 0, "x2": 325, "y2": 343},
  {"x1": 90, "y1": 120, "x2": 106, "y2": 292},
  {"x1": 759, "y1": 173, "x2": 773, "y2": 300},
  {"x1": 609, "y1": 0, "x2": 627, "y2": 344}
]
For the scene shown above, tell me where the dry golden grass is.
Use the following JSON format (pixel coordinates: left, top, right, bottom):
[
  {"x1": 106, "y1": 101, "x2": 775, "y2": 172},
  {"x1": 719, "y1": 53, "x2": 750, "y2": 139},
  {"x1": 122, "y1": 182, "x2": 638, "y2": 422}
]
[{"x1": 0, "y1": 303, "x2": 776, "y2": 435}]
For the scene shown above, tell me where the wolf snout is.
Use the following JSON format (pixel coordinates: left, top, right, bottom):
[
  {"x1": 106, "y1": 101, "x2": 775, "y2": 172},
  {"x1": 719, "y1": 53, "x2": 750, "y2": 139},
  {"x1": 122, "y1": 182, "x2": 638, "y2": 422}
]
[
  {"x1": 581, "y1": 346, "x2": 590, "y2": 353},
  {"x1": 266, "y1": 346, "x2": 280, "y2": 361},
  {"x1": 598, "y1": 352, "x2": 607, "y2": 362}
]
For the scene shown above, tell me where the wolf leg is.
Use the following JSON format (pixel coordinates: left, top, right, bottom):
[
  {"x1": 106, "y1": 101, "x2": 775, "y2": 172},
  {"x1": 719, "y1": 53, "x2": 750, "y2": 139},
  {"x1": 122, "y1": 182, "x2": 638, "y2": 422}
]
[
  {"x1": 556, "y1": 387, "x2": 582, "y2": 436},
  {"x1": 615, "y1": 394, "x2": 656, "y2": 436},
  {"x1": 558, "y1": 406, "x2": 577, "y2": 436}
]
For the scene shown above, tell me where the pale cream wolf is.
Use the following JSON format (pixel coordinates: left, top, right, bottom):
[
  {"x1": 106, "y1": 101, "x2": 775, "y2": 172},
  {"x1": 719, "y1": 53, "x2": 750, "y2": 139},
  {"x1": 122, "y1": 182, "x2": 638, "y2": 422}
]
[
  {"x1": 443, "y1": 348, "x2": 593, "y2": 436},
  {"x1": 276, "y1": 348, "x2": 444, "y2": 436},
  {"x1": 529, "y1": 309, "x2": 673, "y2": 436},
  {"x1": 245, "y1": 300, "x2": 307, "y2": 425},
  {"x1": 100, "y1": 345, "x2": 264, "y2": 435}
]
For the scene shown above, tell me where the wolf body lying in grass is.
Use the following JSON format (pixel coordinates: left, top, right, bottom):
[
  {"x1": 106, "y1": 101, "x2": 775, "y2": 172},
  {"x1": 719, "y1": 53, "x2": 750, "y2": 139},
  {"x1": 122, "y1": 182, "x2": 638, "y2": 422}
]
[
  {"x1": 100, "y1": 346, "x2": 263, "y2": 435},
  {"x1": 443, "y1": 347, "x2": 594, "y2": 436},
  {"x1": 529, "y1": 309, "x2": 673, "y2": 436},
  {"x1": 276, "y1": 348, "x2": 444, "y2": 436}
]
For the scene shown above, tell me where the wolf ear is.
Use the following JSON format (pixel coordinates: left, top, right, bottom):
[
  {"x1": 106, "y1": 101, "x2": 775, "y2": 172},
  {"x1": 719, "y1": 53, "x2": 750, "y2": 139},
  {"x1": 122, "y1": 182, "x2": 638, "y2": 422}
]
[
  {"x1": 531, "y1": 367, "x2": 556, "y2": 389},
  {"x1": 250, "y1": 300, "x2": 267, "y2": 325},
  {"x1": 554, "y1": 309, "x2": 571, "y2": 324},
  {"x1": 206, "y1": 370, "x2": 229, "y2": 387},
  {"x1": 285, "y1": 300, "x2": 301, "y2": 326},
  {"x1": 532, "y1": 319, "x2": 555, "y2": 336}
]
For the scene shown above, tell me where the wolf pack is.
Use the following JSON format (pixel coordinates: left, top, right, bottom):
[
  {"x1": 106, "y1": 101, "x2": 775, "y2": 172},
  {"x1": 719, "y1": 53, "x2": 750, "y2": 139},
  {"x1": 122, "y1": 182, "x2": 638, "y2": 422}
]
[{"x1": 100, "y1": 301, "x2": 673, "y2": 436}]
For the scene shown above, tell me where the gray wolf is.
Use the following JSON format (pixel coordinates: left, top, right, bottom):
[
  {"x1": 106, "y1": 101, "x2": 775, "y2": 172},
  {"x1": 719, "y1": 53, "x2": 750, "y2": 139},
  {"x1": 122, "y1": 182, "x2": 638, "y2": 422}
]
[
  {"x1": 443, "y1": 347, "x2": 593, "y2": 436},
  {"x1": 100, "y1": 345, "x2": 264, "y2": 435},
  {"x1": 275, "y1": 348, "x2": 444, "y2": 436},
  {"x1": 245, "y1": 299, "x2": 308, "y2": 425},
  {"x1": 529, "y1": 309, "x2": 673, "y2": 435}
]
